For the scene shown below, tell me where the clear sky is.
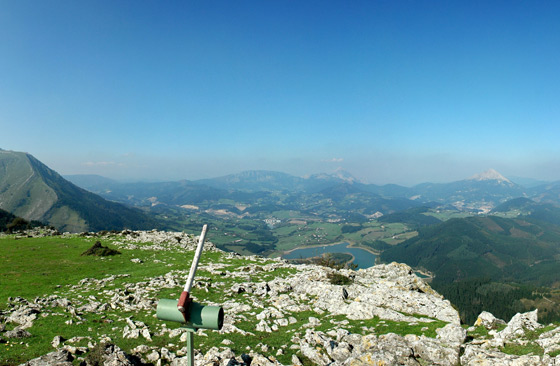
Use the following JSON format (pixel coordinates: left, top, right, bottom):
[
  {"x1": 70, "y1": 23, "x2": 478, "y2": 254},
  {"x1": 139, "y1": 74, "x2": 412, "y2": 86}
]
[{"x1": 1, "y1": 1, "x2": 559, "y2": 185}]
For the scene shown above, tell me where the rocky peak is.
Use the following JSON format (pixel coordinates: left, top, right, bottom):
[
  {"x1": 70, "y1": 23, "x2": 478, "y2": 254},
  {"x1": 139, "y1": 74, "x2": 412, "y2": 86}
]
[
  {"x1": 308, "y1": 168, "x2": 360, "y2": 184},
  {"x1": 469, "y1": 169, "x2": 512, "y2": 183}
]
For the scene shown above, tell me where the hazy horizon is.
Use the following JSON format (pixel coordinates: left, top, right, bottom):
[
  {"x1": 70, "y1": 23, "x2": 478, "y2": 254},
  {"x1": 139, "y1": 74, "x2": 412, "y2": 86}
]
[
  {"x1": 59, "y1": 163, "x2": 555, "y2": 188},
  {"x1": 2, "y1": 1, "x2": 559, "y2": 186}
]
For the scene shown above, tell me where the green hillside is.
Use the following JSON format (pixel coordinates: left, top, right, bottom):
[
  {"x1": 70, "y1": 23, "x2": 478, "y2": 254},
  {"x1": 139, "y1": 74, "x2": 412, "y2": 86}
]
[{"x1": 0, "y1": 150, "x2": 158, "y2": 232}]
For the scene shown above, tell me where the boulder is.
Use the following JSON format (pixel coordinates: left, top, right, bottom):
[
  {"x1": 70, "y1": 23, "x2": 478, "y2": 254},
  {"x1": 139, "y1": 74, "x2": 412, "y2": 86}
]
[{"x1": 474, "y1": 311, "x2": 506, "y2": 330}]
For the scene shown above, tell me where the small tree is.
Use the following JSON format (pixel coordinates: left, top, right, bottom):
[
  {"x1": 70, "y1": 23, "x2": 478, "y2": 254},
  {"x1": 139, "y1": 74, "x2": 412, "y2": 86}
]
[{"x1": 315, "y1": 253, "x2": 355, "y2": 285}]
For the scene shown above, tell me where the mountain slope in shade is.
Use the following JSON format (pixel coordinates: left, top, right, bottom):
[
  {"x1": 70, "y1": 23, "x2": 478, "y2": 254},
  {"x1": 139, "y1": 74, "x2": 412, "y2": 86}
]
[{"x1": 0, "y1": 150, "x2": 158, "y2": 232}]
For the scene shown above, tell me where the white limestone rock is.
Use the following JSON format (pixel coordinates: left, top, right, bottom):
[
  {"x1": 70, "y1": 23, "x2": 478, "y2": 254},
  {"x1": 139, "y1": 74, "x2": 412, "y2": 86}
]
[{"x1": 436, "y1": 323, "x2": 467, "y2": 345}]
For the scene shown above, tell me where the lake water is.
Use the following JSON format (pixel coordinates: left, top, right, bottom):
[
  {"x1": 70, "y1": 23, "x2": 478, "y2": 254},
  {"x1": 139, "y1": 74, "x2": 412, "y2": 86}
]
[{"x1": 283, "y1": 242, "x2": 376, "y2": 269}]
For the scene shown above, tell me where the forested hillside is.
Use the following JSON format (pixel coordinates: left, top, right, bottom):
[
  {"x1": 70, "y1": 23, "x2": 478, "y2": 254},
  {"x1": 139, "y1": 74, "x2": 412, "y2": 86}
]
[
  {"x1": 380, "y1": 214, "x2": 560, "y2": 323},
  {"x1": 381, "y1": 215, "x2": 560, "y2": 285}
]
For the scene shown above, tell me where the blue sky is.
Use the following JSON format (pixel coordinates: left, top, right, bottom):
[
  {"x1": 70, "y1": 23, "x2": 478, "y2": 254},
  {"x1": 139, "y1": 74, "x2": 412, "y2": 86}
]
[{"x1": 1, "y1": 1, "x2": 559, "y2": 185}]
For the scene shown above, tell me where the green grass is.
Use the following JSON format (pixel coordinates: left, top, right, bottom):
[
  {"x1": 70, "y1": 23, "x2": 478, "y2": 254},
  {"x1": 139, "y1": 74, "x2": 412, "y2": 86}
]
[
  {"x1": 467, "y1": 325, "x2": 492, "y2": 339},
  {"x1": 1, "y1": 236, "x2": 128, "y2": 304},
  {"x1": 0, "y1": 235, "x2": 214, "y2": 306},
  {"x1": 500, "y1": 342, "x2": 544, "y2": 356},
  {"x1": 549, "y1": 349, "x2": 560, "y2": 357}
]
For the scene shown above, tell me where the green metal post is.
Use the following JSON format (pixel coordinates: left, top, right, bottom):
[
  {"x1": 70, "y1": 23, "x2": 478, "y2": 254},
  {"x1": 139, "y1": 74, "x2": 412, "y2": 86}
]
[{"x1": 186, "y1": 329, "x2": 194, "y2": 366}]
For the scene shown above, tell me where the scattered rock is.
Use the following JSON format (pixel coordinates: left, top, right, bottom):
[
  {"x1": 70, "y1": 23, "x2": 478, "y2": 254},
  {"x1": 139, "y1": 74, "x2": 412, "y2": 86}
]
[
  {"x1": 291, "y1": 354, "x2": 302, "y2": 365},
  {"x1": 6, "y1": 306, "x2": 39, "y2": 329},
  {"x1": 84, "y1": 342, "x2": 141, "y2": 366},
  {"x1": 537, "y1": 326, "x2": 560, "y2": 355}
]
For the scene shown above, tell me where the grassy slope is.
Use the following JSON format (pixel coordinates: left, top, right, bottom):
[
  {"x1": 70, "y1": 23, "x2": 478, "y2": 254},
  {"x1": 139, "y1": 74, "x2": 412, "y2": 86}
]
[{"x1": 0, "y1": 234, "x2": 447, "y2": 365}]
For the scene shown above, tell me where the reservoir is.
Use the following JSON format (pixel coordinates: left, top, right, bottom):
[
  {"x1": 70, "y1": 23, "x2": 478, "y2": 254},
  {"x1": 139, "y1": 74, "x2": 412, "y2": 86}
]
[{"x1": 283, "y1": 242, "x2": 376, "y2": 269}]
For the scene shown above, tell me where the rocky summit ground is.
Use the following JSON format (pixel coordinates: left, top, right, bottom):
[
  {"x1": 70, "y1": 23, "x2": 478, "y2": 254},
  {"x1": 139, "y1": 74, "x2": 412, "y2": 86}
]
[{"x1": 1, "y1": 230, "x2": 560, "y2": 365}]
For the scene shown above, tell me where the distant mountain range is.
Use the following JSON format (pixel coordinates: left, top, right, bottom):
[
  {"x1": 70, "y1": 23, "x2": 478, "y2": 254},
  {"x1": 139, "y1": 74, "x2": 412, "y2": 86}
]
[
  {"x1": 0, "y1": 150, "x2": 158, "y2": 232},
  {"x1": 66, "y1": 167, "x2": 560, "y2": 213}
]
